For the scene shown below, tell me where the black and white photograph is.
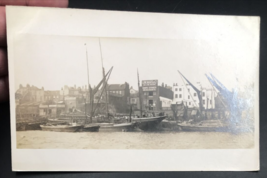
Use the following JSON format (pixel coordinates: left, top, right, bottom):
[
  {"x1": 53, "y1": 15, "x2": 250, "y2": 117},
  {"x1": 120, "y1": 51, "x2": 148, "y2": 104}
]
[
  {"x1": 6, "y1": 6, "x2": 259, "y2": 171},
  {"x1": 14, "y1": 36, "x2": 256, "y2": 150}
]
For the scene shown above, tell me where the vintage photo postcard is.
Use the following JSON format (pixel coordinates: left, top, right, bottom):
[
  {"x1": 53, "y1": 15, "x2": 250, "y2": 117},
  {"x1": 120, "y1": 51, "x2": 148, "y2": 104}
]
[{"x1": 7, "y1": 6, "x2": 259, "y2": 171}]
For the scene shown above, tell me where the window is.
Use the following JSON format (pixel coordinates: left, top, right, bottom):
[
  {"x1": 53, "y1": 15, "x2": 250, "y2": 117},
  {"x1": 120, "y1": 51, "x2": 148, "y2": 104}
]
[
  {"x1": 179, "y1": 88, "x2": 182, "y2": 91},
  {"x1": 194, "y1": 93, "x2": 197, "y2": 97},
  {"x1": 188, "y1": 88, "x2": 190, "y2": 92},
  {"x1": 179, "y1": 94, "x2": 182, "y2": 98},
  {"x1": 202, "y1": 92, "x2": 205, "y2": 97},
  {"x1": 175, "y1": 94, "x2": 178, "y2": 98},
  {"x1": 188, "y1": 95, "x2": 190, "y2": 99},
  {"x1": 210, "y1": 100, "x2": 212, "y2": 104},
  {"x1": 203, "y1": 100, "x2": 205, "y2": 104},
  {"x1": 189, "y1": 102, "x2": 191, "y2": 105},
  {"x1": 148, "y1": 91, "x2": 153, "y2": 96},
  {"x1": 175, "y1": 88, "x2": 178, "y2": 91}
]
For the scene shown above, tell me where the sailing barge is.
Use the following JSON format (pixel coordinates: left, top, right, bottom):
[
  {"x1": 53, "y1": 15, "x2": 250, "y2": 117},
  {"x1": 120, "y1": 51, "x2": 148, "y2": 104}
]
[{"x1": 40, "y1": 123, "x2": 82, "y2": 132}]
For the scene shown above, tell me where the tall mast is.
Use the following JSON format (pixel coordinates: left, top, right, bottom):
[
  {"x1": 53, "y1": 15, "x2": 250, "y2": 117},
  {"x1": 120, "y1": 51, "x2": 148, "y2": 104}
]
[
  {"x1": 205, "y1": 74, "x2": 227, "y2": 108},
  {"x1": 85, "y1": 43, "x2": 93, "y2": 123},
  {"x1": 178, "y1": 71, "x2": 203, "y2": 118},
  {"x1": 98, "y1": 38, "x2": 109, "y2": 118},
  {"x1": 137, "y1": 69, "x2": 143, "y2": 117}
]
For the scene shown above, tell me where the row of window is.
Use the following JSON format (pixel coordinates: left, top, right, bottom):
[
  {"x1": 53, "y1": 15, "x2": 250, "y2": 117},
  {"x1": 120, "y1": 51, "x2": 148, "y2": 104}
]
[
  {"x1": 109, "y1": 90, "x2": 124, "y2": 95},
  {"x1": 202, "y1": 100, "x2": 212, "y2": 105},
  {"x1": 174, "y1": 92, "x2": 208, "y2": 98},
  {"x1": 175, "y1": 93, "x2": 197, "y2": 99},
  {"x1": 144, "y1": 91, "x2": 157, "y2": 96}
]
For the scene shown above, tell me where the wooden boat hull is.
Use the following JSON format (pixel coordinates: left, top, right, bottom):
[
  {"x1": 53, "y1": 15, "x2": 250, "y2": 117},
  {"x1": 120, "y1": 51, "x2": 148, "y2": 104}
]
[
  {"x1": 16, "y1": 122, "x2": 46, "y2": 131},
  {"x1": 40, "y1": 125, "x2": 82, "y2": 132},
  {"x1": 132, "y1": 116, "x2": 166, "y2": 131},
  {"x1": 177, "y1": 119, "x2": 229, "y2": 132},
  {"x1": 81, "y1": 124, "x2": 100, "y2": 132},
  {"x1": 178, "y1": 125, "x2": 228, "y2": 132},
  {"x1": 99, "y1": 123, "x2": 135, "y2": 132}
]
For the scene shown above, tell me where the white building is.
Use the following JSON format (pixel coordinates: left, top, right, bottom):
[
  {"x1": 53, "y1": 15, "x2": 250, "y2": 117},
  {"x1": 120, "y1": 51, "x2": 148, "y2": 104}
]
[{"x1": 172, "y1": 83, "x2": 216, "y2": 109}]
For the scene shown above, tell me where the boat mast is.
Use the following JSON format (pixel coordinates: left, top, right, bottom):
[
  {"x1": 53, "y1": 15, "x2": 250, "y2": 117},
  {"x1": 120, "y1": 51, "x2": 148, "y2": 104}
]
[
  {"x1": 98, "y1": 38, "x2": 109, "y2": 118},
  {"x1": 205, "y1": 74, "x2": 227, "y2": 108},
  {"x1": 137, "y1": 69, "x2": 143, "y2": 117},
  {"x1": 85, "y1": 43, "x2": 93, "y2": 123},
  {"x1": 178, "y1": 71, "x2": 203, "y2": 117},
  {"x1": 91, "y1": 67, "x2": 113, "y2": 116},
  {"x1": 178, "y1": 71, "x2": 198, "y2": 108},
  {"x1": 84, "y1": 90, "x2": 87, "y2": 123}
]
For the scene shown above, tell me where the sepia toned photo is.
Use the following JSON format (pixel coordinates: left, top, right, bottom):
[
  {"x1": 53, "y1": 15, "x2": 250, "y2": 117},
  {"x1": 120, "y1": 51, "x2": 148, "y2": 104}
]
[
  {"x1": 14, "y1": 36, "x2": 255, "y2": 150},
  {"x1": 7, "y1": 6, "x2": 259, "y2": 171}
]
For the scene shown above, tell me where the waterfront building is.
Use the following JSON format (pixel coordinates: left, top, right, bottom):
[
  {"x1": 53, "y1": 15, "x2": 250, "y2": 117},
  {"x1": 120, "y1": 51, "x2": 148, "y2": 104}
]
[
  {"x1": 44, "y1": 90, "x2": 61, "y2": 102},
  {"x1": 16, "y1": 101, "x2": 41, "y2": 118},
  {"x1": 172, "y1": 83, "x2": 216, "y2": 109},
  {"x1": 107, "y1": 82, "x2": 130, "y2": 113},
  {"x1": 15, "y1": 84, "x2": 45, "y2": 104},
  {"x1": 39, "y1": 103, "x2": 65, "y2": 118},
  {"x1": 140, "y1": 80, "x2": 173, "y2": 113}
]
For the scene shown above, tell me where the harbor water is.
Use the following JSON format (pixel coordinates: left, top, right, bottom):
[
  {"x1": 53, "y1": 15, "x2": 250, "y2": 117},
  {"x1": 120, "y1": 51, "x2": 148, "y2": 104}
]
[{"x1": 16, "y1": 131, "x2": 254, "y2": 149}]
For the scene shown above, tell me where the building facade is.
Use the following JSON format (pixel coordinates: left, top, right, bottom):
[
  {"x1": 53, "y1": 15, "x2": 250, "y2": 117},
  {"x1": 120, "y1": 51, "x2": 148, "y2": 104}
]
[
  {"x1": 15, "y1": 84, "x2": 45, "y2": 104},
  {"x1": 140, "y1": 80, "x2": 173, "y2": 112},
  {"x1": 44, "y1": 90, "x2": 61, "y2": 102},
  {"x1": 172, "y1": 83, "x2": 216, "y2": 109},
  {"x1": 39, "y1": 104, "x2": 65, "y2": 118},
  {"x1": 107, "y1": 82, "x2": 130, "y2": 113}
]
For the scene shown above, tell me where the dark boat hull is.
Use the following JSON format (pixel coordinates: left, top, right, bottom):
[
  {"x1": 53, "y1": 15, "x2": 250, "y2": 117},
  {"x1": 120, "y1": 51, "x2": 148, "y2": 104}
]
[
  {"x1": 132, "y1": 116, "x2": 166, "y2": 131},
  {"x1": 81, "y1": 124, "x2": 100, "y2": 132},
  {"x1": 99, "y1": 123, "x2": 135, "y2": 132},
  {"x1": 40, "y1": 125, "x2": 82, "y2": 132}
]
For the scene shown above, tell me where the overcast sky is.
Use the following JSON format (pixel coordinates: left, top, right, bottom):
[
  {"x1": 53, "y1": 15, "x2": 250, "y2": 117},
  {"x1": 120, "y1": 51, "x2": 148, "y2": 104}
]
[{"x1": 14, "y1": 34, "x2": 257, "y2": 92}]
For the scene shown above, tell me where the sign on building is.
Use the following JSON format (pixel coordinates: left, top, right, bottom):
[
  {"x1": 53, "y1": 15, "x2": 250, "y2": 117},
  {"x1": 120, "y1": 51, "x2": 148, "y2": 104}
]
[{"x1": 142, "y1": 80, "x2": 158, "y2": 91}]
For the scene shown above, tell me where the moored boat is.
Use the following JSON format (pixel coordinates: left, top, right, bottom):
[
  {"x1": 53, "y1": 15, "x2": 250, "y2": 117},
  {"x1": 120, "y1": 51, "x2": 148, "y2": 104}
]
[
  {"x1": 40, "y1": 123, "x2": 82, "y2": 132},
  {"x1": 178, "y1": 119, "x2": 228, "y2": 132},
  {"x1": 132, "y1": 116, "x2": 166, "y2": 131},
  {"x1": 48, "y1": 118, "x2": 69, "y2": 124},
  {"x1": 99, "y1": 122, "x2": 135, "y2": 132},
  {"x1": 81, "y1": 123, "x2": 100, "y2": 132}
]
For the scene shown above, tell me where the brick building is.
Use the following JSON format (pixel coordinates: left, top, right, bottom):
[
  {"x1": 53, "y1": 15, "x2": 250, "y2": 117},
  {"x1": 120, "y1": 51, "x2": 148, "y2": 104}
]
[
  {"x1": 140, "y1": 80, "x2": 173, "y2": 113},
  {"x1": 107, "y1": 82, "x2": 130, "y2": 113}
]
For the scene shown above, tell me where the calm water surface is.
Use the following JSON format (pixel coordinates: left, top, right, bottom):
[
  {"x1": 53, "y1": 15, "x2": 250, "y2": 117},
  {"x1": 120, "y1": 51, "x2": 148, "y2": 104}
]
[{"x1": 16, "y1": 131, "x2": 254, "y2": 149}]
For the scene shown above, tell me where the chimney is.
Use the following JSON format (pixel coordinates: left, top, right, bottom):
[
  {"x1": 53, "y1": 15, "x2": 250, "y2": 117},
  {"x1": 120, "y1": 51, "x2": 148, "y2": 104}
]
[
  {"x1": 162, "y1": 83, "x2": 164, "y2": 87},
  {"x1": 19, "y1": 84, "x2": 22, "y2": 89},
  {"x1": 165, "y1": 84, "x2": 167, "y2": 88}
]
